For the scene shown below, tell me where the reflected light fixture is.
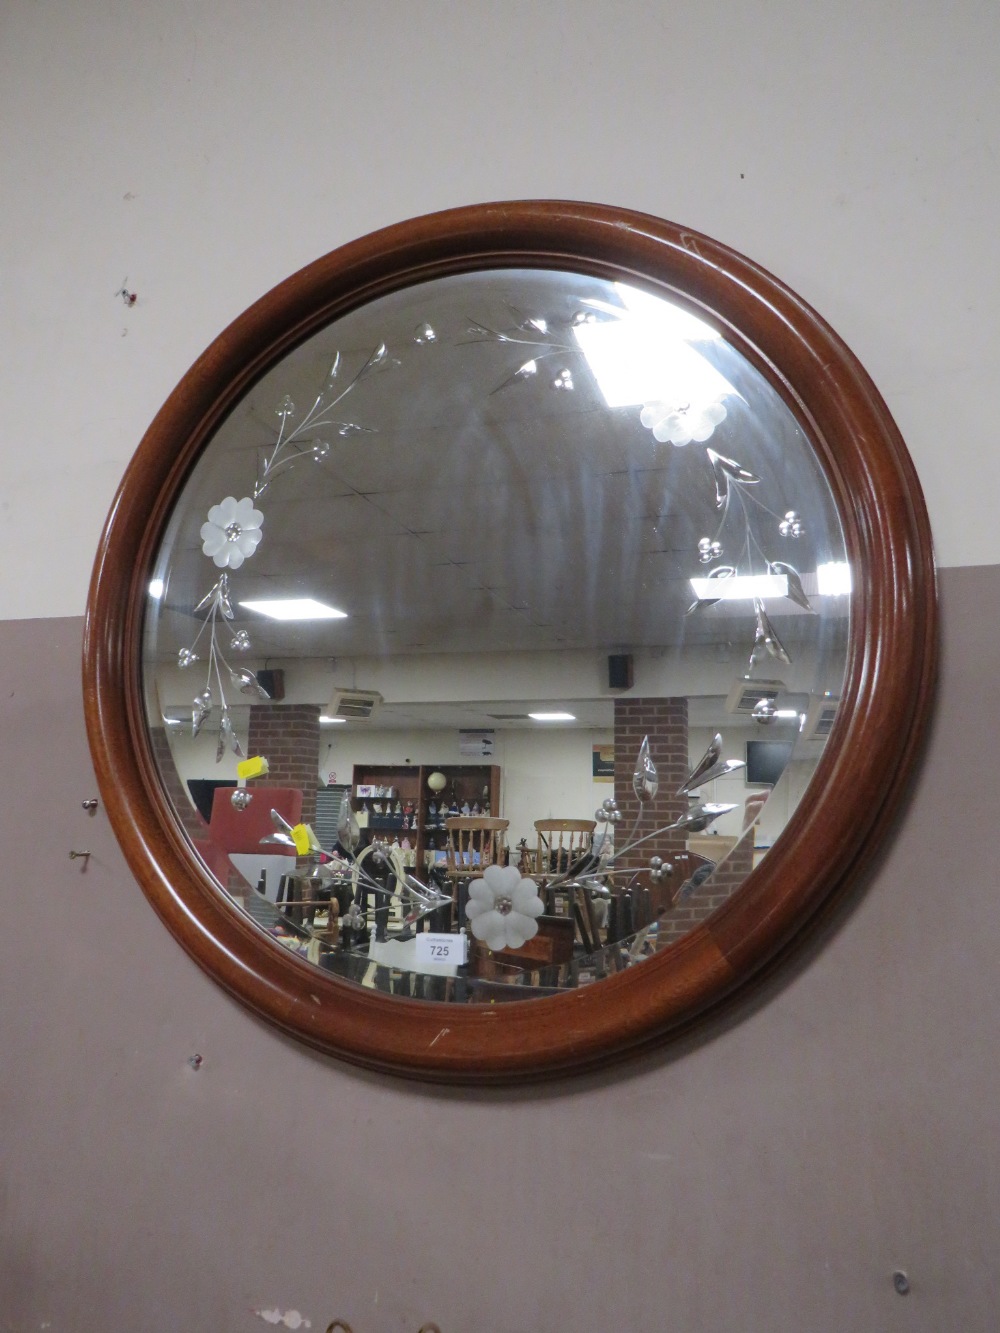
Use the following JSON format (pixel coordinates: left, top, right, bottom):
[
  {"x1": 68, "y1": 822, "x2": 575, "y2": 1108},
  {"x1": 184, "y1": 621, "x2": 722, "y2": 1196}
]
[
  {"x1": 690, "y1": 573, "x2": 789, "y2": 602},
  {"x1": 574, "y1": 282, "x2": 737, "y2": 410},
  {"x1": 528, "y1": 711, "x2": 576, "y2": 722},
  {"x1": 240, "y1": 598, "x2": 348, "y2": 620},
  {"x1": 816, "y1": 562, "x2": 852, "y2": 595}
]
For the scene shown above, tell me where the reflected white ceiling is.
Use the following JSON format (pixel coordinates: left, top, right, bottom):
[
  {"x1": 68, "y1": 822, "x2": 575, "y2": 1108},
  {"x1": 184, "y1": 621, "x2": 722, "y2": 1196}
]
[{"x1": 146, "y1": 268, "x2": 850, "y2": 716}]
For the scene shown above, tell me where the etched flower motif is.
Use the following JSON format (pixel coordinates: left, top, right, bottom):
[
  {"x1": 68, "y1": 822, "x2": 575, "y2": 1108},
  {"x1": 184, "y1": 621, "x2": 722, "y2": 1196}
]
[
  {"x1": 640, "y1": 398, "x2": 727, "y2": 445},
  {"x1": 465, "y1": 864, "x2": 544, "y2": 952},
  {"x1": 200, "y1": 496, "x2": 264, "y2": 569}
]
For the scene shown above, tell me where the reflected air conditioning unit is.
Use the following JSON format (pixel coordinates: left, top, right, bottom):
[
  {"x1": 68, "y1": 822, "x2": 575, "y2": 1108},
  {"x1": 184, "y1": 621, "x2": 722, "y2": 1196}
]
[
  {"x1": 328, "y1": 688, "x2": 383, "y2": 720},
  {"x1": 801, "y1": 694, "x2": 839, "y2": 740},
  {"x1": 725, "y1": 677, "x2": 786, "y2": 716}
]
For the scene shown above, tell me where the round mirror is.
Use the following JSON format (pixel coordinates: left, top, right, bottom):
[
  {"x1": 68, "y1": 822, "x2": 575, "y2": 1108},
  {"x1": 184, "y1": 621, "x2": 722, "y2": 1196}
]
[{"x1": 84, "y1": 202, "x2": 936, "y2": 1080}]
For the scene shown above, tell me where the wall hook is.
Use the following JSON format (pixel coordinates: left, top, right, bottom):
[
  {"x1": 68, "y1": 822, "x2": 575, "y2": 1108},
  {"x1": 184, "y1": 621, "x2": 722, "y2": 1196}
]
[
  {"x1": 325, "y1": 1322, "x2": 354, "y2": 1333},
  {"x1": 69, "y1": 850, "x2": 91, "y2": 862},
  {"x1": 82, "y1": 798, "x2": 98, "y2": 812}
]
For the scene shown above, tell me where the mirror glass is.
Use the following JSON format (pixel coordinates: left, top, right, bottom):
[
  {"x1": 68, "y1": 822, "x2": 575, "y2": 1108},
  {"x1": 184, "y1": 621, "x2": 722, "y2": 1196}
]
[{"x1": 143, "y1": 267, "x2": 849, "y2": 1002}]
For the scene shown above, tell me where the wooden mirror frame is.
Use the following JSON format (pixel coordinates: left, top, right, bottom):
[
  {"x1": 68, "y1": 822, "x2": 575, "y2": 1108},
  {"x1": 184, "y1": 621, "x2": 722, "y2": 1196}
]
[{"x1": 82, "y1": 200, "x2": 936, "y2": 1083}]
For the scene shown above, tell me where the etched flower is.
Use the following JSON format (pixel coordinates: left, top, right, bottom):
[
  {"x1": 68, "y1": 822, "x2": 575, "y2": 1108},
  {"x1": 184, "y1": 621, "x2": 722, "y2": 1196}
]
[
  {"x1": 200, "y1": 496, "x2": 264, "y2": 569},
  {"x1": 465, "y1": 864, "x2": 544, "y2": 951},
  {"x1": 640, "y1": 398, "x2": 727, "y2": 445}
]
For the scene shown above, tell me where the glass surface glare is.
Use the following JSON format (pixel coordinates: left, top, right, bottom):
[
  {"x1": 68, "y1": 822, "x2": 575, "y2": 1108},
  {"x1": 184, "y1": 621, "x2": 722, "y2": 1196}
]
[{"x1": 142, "y1": 267, "x2": 849, "y2": 1003}]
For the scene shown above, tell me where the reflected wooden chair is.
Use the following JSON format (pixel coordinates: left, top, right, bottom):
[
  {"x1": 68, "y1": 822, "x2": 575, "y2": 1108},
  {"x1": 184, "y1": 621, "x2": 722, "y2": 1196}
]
[
  {"x1": 533, "y1": 818, "x2": 599, "y2": 950},
  {"x1": 533, "y1": 819, "x2": 595, "y2": 877},
  {"x1": 444, "y1": 816, "x2": 509, "y2": 929},
  {"x1": 444, "y1": 817, "x2": 508, "y2": 877}
]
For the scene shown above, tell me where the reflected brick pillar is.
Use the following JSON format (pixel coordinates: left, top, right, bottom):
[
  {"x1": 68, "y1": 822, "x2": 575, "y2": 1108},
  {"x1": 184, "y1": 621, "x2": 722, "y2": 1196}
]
[
  {"x1": 148, "y1": 725, "x2": 207, "y2": 840},
  {"x1": 246, "y1": 705, "x2": 320, "y2": 826},
  {"x1": 658, "y1": 835, "x2": 755, "y2": 946},
  {"x1": 613, "y1": 697, "x2": 688, "y2": 912}
]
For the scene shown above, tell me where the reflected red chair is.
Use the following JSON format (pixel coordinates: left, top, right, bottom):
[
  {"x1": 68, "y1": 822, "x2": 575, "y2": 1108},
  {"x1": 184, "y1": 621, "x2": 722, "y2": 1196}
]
[{"x1": 194, "y1": 786, "x2": 304, "y2": 898}]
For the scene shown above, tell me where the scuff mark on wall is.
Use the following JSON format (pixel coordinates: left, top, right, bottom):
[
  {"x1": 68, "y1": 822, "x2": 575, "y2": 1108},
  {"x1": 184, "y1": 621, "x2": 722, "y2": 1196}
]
[{"x1": 253, "y1": 1308, "x2": 312, "y2": 1329}]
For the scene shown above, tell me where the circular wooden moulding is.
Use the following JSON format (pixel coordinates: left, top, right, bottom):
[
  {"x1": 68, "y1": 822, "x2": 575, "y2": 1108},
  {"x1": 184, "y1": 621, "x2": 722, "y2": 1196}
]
[{"x1": 82, "y1": 201, "x2": 937, "y2": 1083}]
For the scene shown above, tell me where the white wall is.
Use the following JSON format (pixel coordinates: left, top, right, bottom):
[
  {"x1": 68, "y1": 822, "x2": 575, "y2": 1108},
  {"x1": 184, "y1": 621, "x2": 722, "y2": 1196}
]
[{"x1": 3, "y1": 0, "x2": 1000, "y2": 628}]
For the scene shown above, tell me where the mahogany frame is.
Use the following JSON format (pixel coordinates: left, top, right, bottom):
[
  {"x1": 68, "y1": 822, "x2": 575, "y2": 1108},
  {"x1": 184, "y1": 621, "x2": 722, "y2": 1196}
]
[{"x1": 82, "y1": 201, "x2": 937, "y2": 1082}]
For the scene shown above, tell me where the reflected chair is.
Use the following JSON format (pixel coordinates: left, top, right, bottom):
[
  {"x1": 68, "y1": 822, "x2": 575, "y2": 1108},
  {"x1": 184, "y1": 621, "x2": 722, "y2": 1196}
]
[
  {"x1": 443, "y1": 816, "x2": 509, "y2": 929},
  {"x1": 444, "y1": 817, "x2": 509, "y2": 876},
  {"x1": 533, "y1": 819, "x2": 599, "y2": 948},
  {"x1": 204, "y1": 785, "x2": 303, "y2": 901},
  {"x1": 533, "y1": 818, "x2": 596, "y2": 877}
]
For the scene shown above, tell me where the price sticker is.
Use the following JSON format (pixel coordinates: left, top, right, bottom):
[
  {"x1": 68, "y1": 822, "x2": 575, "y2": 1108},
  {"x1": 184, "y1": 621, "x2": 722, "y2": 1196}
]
[{"x1": 414, "y1": 933, "x2": 468, "y2": 967}]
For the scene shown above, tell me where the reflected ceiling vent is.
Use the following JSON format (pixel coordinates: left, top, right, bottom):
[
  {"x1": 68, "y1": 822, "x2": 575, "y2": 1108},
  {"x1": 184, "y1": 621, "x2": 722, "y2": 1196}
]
[
  {"x1": 725, "y1": 677, "x2": 786, "y2": 716},
  {"x1": 486, "y1": 712, "x2": 531, "y2": 720},
  {"x1": 801, "y1": 694, "x2": 839, "y2": 740},
  {"x1": 328, "y1": 688, "x2": 383, "y2": 720}
]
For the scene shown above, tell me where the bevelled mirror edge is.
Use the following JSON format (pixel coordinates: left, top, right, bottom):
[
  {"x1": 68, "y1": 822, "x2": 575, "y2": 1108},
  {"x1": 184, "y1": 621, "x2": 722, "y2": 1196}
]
[{"x1": 82, "y1": 200, "x2": 937, "y2": 1083}]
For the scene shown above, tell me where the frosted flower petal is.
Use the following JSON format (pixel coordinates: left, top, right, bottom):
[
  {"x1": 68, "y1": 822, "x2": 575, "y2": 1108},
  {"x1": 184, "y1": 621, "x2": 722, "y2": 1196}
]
[
  {"x1": 200, "y1": 496, "x2": 265, "y2": 568},
  {"x1": 464, "y1": 864, "x2": 544, "y2": 950}
]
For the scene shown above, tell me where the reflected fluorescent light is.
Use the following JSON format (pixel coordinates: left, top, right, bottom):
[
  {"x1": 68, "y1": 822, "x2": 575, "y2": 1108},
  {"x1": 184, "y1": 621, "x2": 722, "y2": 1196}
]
[
  {"x1": 817, "y1": 562, "x2": 852, "y2": 595},
  {"x1": 689, "y1": 574, "x2": 788, "y2": 602},
  {"x1": 616, "y1": 284, "x2": 722, "y2": 336},
  {"x1": 528, "y1": 711, "x2": 576, "y2": 722},
  {"x1": 240, "y1": 598, "x2": 348, "y2": 621},
  {"x1": 148, "y1": 578, "x2": 165, "y2": 599},
  {"x1": 775, "y1": 709, "x2": 800, "y2": 720},
  {"x1": 318, "y1": 715, "x2": 347, "y2": 724},
  {"x1": 574, "y1": 282, "x2": 737, "y2": 409},
  {"x1": 583, "y1": 284, "x2": 723, "y2": 340}
]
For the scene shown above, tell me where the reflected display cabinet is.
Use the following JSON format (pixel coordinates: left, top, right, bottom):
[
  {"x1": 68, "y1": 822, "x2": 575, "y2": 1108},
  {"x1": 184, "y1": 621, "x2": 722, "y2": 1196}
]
[{"x1": 351, "y1": 763, "x2": 502, "y2": 870}]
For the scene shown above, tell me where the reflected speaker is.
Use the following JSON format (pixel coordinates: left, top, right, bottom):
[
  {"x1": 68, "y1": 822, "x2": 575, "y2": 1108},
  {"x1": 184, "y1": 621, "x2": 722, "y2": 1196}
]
[
  {"x1": 608, "y1": 654, "x2": 633, "y2": 691},
  {"x1": 257, "y1": 669, "x2": 285, "y2": 701}
]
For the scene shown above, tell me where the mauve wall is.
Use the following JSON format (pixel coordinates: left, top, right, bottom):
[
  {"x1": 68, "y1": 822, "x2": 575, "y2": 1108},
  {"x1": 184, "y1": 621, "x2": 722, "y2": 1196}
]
[
  {"x1": 5, "y1": 2, "x2": 1000, "y2": 1328},
  {"x1": 3, "y1": 572, "x2": 998, "y2": 1331}
]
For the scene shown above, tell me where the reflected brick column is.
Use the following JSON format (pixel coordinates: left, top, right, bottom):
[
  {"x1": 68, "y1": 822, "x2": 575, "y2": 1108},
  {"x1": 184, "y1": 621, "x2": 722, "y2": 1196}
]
[
  {"x1": 246, "y1": 704, "x2": 320, "y2": 826},
  {"x1": 613, "y1": 697, "x2": 688, "y2": 911},
  {"x1": 148, "y1": 725, "x2": 207, "y2": 840},
  {"x1": 657, "y1": 835, "x2": 754, "y2": 946}
]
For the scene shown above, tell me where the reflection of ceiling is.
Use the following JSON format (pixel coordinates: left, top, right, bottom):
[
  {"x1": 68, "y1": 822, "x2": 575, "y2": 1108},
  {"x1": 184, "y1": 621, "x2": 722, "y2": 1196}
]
[{"x1": 145, "y1": 269, "x2": 850, "y2": 701}]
